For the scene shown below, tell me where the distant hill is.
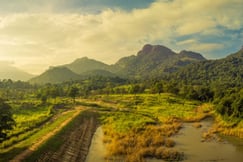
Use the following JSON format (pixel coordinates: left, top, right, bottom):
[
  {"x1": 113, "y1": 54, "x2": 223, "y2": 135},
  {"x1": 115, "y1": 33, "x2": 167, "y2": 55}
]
[
  {"x1": 172, "y1": 48, "x2": 243, "y2": 86},
  {"x1": 65, "y1": 57, "x2": 113, "y2": 74},
  {"x1": 29, "y1": 67, "x2": 81, "y2": 84},
  {"x1": 0, "y1": 62, "x2": 34, "y2": 81},
  {"x1": 114, "y1": 44, "x2": 206, "y2": 78}
]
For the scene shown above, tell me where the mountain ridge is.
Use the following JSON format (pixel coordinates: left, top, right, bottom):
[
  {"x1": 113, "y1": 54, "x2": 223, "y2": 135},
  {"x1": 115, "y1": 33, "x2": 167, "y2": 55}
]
[
  {"x1": 27, "y1": 44, "x2": 243, "y2": 84},
  {"x1": 171, "y1": 48, "x2": 243, "y2": 86},
  {"x1": 28, "y1": 44, "x2": 208, "y2": 83},
  {"x1": 114, "y1": 44, "x2": 206, "y2": 78}
]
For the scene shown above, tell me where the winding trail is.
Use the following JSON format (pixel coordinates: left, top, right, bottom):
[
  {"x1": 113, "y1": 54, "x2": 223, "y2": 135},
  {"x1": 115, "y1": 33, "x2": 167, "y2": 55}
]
[{"x1": 10, "y1": 107, "x2": 85, "y2": 162}]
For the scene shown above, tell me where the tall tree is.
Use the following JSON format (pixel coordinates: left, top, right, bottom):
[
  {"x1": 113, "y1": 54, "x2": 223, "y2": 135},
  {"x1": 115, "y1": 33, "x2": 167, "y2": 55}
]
[
  {"x1": 0, "y1": 99, "x2": 15, "y2": 142},
  {"x1": 68, "y1": 86, "x2": 79, "y2": 103}
]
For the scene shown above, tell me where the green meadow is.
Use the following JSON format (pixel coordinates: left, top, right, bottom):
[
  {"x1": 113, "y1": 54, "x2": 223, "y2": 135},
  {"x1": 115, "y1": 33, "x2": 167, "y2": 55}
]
[{"x1": 83, "y1": 94, "x2": 213, "y2": 161}]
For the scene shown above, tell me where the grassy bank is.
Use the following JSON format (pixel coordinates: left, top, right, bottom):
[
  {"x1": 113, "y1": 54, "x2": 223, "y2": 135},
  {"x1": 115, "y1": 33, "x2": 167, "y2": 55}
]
[
  {"x1": 24, "y1": 109, "x2": 98, "y2": 162},
  {"x1": 206, "y1": 114, "x2": 243, "y2": 139},
  {"x1": 102, "y1": 118, "x2": 183, "y2": 162},
  {"x1": 0, "y1": 108, "x2": 76, "y2": 162},
  {"x1": 0, "y1": 102, "x2": 53, "y2": 149}
]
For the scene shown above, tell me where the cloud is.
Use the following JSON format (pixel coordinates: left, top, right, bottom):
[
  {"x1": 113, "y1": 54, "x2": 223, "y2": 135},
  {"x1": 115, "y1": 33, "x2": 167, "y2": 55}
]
[
  {"x1": 176, "y1": 19, "x2": 216, "y2": 36},
  {"x1": 177, "y1": 39, "x2": 197, "y2": 45},
  {"x1": 190, "y1": 43, "x2": 224, "y2": 52},
  {"x1": 0, "y1": 0, "x2": 242, "y2": 74},
  {"x1": 177, "y1": 39, "x2": 224, "y2": 53},
  {"x1": 0, "y1": 0, "x2": 157, "y2": 14}
]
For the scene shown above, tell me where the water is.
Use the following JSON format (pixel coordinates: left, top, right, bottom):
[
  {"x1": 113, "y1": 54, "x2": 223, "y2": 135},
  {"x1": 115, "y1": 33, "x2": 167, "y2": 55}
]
[
  {"x1": 86, "y1": 120, "x2": 243, "y2": 162},
  {"x1": 171, "y1": 119, "x2": 243, "y2": 162},
  {"x1": 85, "y1": 127, "x2": 106, "y2": 162}
]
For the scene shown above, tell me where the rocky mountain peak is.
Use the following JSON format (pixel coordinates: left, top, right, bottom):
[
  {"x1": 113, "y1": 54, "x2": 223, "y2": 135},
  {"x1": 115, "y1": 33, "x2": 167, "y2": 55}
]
[
  {"x1": 138, "y1": 44, "x2": 175, "y2": 57},
  {"x1": 179, "y1": 50, "x2": 206, "y2": 61},
  {"x1": 141, "y1": 44, "x2": 153, "y2": 53}
]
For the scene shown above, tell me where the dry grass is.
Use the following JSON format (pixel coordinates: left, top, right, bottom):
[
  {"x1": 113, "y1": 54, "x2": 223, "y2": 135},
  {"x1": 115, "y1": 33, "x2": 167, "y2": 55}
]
[
  {"x1": 202, "y1": 131, "x2": 221, "y2": 142},
  {"x1": 202, "y1": 114, "x2": 243, "y2": 139},
  {"x1": 103, "y1": 122, "x2": 184, "y2": 161},
  {"x1": 221, "y1": 128, "x2": 243, "y2": 138},
  {"x1": 208, "y1": 124, "x2": 243, "y2": 139},
  {"x1": 183, "y1": 103, "x2": 214, "y2": 122}
]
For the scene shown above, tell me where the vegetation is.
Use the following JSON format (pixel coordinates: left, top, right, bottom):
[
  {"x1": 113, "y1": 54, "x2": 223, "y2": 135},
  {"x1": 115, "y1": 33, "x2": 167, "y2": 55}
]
[
  {"x1": 171, "y1": 49, "x2": 243, "y2": 87},
  {"x1": 94, "y1": 94, "x2": 210, "y2": 161},
  {"x1": 0, "y1": 109, "x2": 77, "y2": 161},
  {"x1": 0, "y1": 99, "x2": 15, "y2": 142},
  {"x1": 68, "y1": 86, "x2": 79, "y2": 103},
  {"x1": 0, "y1": 79, "x2": 76, "y2": 161},
  {"x1": 0, "y1": 102, "x2": 52, "y2": 149}
]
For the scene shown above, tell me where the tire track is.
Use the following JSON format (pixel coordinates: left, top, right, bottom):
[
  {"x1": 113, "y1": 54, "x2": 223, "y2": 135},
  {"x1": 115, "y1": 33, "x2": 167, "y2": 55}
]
[{"x1": 36, "y1": 110, "x2": 98, "y2": 162}]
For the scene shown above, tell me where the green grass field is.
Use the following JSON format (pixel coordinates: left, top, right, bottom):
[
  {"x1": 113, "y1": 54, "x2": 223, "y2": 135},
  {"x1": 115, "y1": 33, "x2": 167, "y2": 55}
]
[
  {"x1": 96, "y1": 93, "x2": 206, "y2": 120},
  {"x1": 85, "y1": 93, "x2": 212, "y2": 161},
  {"x1": 0, "y1": 98, "x2": 76, "y2": 161},
  {"x1": 1, "y1": 102, "x2": 52, "y2": 149}
]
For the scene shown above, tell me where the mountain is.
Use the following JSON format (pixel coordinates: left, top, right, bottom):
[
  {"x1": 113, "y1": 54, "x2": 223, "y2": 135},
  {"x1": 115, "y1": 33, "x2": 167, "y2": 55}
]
[
  {"x1": 29, "y1": 67, "x2": 81, "y2": 84},
  {"x1": 114, "y1": 44, "x2": 206, "y2": 78},
  {"x1": 0, "y1": 62, "x2": 34, "y2": 81},
  {"x1": 63, "y1": 44, "x2": 206, "y2": 79},
  {"x1": 172, "y1": 48, "x2": 243, "y2": 86},
  {"x1": 80, "y1": 69, "x2": 117, "y2": 78},
  {"x1": 65, "y1": 57, "x2": 113, "y2": 74},
  {"x1": 29, "y1": 44, "x2": 207, "y2": 83}
]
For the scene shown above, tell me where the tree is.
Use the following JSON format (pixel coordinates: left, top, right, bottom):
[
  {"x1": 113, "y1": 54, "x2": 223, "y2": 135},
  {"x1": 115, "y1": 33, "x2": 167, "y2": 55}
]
[
  {"x1": 152, "y1": 82, "x2": 163, "y2": 94},
  {"x1": 216, "y1": 97, "x2": 233, "y2": 116},
  {"x1": 68, "y1": 86, "x2": 79, "y2": 103},
  {"x1": 129, "y1": 84, "x2": 145, "y2": 94},
  {"x1": 186, "y1": 88, "x2": 199, "y2": 100},
  {"x1": 0, "y1": 99, "x2": 15, "y2": 142},
  {"x1": 40, "y1": 94, "x2": 48, "y2": 104},
  {"x1": 196, "y1": 86, "x2": 214, "y2": 102},
  {"x1": 232, "y1": 97, "x2": 243, "y2": 118}
]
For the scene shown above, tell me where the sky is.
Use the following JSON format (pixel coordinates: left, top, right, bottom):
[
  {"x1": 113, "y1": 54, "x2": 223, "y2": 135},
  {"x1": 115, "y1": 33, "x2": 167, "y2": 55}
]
[{"x1": 0, "y1": 0, "x2": 242, "y2": 75}]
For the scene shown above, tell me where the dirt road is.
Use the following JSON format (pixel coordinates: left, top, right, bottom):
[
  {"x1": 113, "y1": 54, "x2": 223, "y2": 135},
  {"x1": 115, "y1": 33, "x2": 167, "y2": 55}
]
[
  {"x1": 36, "y1": 110, "x2": 98, "y2": 162},
  {"x1": 11, "y1": 108, "x2": 99, "y2": 162}
]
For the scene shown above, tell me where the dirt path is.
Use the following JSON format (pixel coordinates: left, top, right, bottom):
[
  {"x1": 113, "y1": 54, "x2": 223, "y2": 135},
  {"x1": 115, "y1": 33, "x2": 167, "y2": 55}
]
[
  {"x1": 35, "y1": 110, "x2": 98, "y2": 162},
  {"x1": 10, "y1": 107, "x2": 84, "y2": 162}
]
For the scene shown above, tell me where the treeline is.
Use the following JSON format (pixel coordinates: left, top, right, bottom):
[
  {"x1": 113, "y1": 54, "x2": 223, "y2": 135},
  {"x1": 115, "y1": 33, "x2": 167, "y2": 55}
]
[
  {"x1": 0, "y1": 76, "x2": 127, "y2": 101},
  {"x1": 0, "y1": 73, "x2": 242, "y2": 120},
  {"x1": 0, "y1": 79, "x2": 36, "y2": 100},
  {"x1": 84, "y1": 78, "x2": 242, "y2": 120},
  {"x1": 147, "y1": 79, "x2": 243, "y2": 120}
]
